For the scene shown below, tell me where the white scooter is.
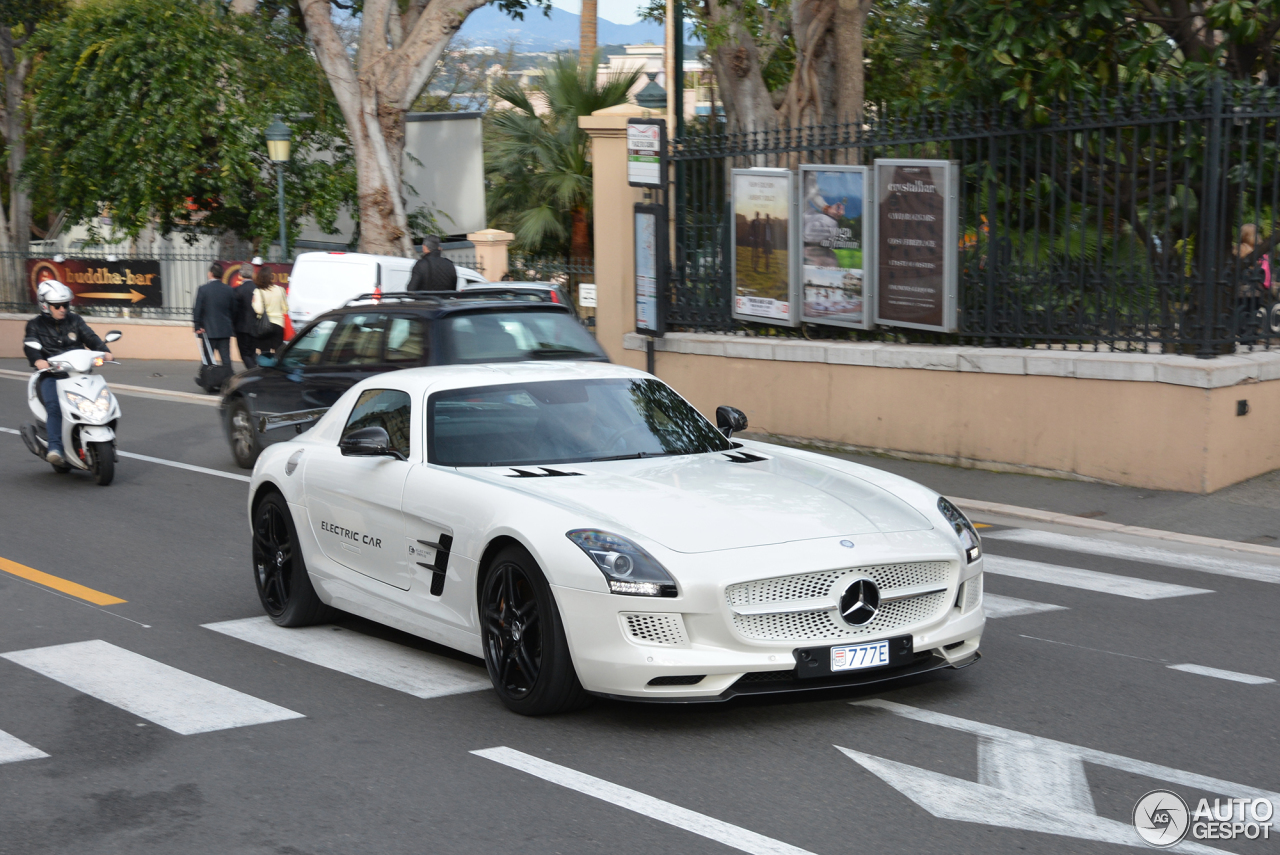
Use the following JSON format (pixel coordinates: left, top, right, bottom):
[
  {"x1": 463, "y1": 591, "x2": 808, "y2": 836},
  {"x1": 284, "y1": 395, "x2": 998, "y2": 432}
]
[{"x1": 19, "y1": 330, "x2": 124, "y2": 485}]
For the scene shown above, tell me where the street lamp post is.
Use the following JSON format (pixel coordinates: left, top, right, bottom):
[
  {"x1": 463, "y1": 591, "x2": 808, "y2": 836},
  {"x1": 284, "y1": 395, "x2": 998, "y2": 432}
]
[{"x1": 264, "y1": 117, "x2": 292, "y2": 261}]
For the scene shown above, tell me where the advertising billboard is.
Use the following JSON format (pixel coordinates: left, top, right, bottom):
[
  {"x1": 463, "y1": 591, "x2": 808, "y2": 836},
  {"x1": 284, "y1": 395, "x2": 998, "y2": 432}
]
[
  {"x1": 730, "y1": 168, "x2": 797, "y2": 325},
  {"x1": 799, "y1": 164, "x2": 873, "y2": 329},
  {"x1": 873, "y1": 159, "x2": 959, "y2": 332},
  {"x1": 27, "y1": 258, "x2": 163, "y2": 307},
  {"x1": 634, "y1": 204, "x2": 665, "y2": 335}
]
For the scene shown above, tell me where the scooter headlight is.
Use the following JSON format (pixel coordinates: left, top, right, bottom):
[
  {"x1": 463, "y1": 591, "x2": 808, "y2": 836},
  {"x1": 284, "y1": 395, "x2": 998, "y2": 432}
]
[{"x1": 65, "y1": 388, "x2": 112, "y2": 419}]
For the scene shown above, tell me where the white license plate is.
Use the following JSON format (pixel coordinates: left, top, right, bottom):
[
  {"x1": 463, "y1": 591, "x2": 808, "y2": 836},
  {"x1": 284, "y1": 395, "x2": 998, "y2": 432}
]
[{"x1": 830, "y1": 640, "x2": 890, "y2": 672}]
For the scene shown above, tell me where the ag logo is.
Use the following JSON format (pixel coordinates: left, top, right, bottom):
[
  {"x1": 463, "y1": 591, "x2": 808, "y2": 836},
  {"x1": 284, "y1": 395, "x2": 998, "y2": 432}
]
[{"x1": 1133, "y1": 790, "x2": 1189, "y2": 847}]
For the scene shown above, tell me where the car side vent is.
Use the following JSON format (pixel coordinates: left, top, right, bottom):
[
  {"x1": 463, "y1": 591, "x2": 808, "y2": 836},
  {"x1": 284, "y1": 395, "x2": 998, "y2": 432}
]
[
  {"x1": 722, "y1": 451, "x2": 767, "y2": 464},
  {"x1": 415, "y1": 533, "x2": 454, "y2": 596},
  {"x1": 647, "y1": 675, "x2": 705, "y2": 686},
  {"x1": 505, "y1": 467, "x2": 585, "y2": 478}
]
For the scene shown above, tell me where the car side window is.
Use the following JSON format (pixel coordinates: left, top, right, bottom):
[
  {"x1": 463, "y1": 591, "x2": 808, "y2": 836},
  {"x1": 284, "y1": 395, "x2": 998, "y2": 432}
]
[
  {"x1": 326, "y1": 313, "x2": 389, "y2": 365},
  {"x1": 385, "y1": 316, "x2": 427, "y2": 364},
  {"x1": 280, "y1": 319, "x2": 337, "y2": 368},
  {"x1": 343, "y1": 389, "x2": 412, "y2": 459}
]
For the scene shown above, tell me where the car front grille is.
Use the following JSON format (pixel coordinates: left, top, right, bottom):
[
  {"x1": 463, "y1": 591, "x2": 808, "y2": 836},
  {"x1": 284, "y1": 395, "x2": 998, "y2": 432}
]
[{"x1": 725, "y1": 562, "x2": 954, "y2": 643}]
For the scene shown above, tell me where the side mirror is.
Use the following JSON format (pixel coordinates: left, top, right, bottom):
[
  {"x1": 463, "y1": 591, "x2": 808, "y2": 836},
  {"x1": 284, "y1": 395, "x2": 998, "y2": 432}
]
[
  {"x1": 716, "y1": 405, "x2": 748, "y2": 438},
  {"x1": 339, "y1": 426, "x2": 404, "y2": 460},
  {"x1": 104, "y1": 330, "x2": 122, "y2": 343}
]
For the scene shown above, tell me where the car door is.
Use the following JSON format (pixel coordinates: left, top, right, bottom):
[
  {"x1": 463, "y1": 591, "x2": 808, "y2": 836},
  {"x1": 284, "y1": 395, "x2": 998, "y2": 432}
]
[
  {"x1": 305, "y1": 388, "x2": 414, "y2": 590},
  {"x1": 251, "y1": 317, "x2": 338, "y2": 444},
  {"x1": 383, "y1": 314, "x2": 428, "y2": 367},
  {"x1": 313, "y1": 312, "x2": 391, "y2": 403}
]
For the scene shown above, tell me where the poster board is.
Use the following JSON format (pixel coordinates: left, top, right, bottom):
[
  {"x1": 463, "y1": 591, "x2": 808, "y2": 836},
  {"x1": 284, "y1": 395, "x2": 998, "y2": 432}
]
[
  {"x1": 634, "y1": 203, "x2": 666, "y2": 336},
  {"x1": 872, "y1": 159, "x2": 959, "y2": 333},
  {"x1": 27, "y1": 258, "x2": 163, "y2": 307},
  {"x1": 730, "y1": 168, "x2": 798, "y2": 326},
  {"x1": 799, "y1": 164, "x2": 873, "y2": 329},
  {"x1": 627, "y1": 119, "x2": 666, "y2": 188}
]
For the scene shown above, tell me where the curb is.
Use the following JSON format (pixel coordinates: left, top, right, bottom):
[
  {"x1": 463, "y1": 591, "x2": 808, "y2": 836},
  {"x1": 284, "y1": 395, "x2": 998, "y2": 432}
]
[
  {"x1": 0, "y1": 368, "x2": 219, "y2": 406},
  {"x1": 955, "y1": 496, "x2": 1280, "y2": 560}
]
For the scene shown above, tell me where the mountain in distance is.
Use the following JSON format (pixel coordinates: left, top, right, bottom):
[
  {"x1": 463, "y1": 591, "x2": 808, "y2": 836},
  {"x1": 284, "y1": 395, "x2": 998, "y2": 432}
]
[{"x1": 456, "y1": 6, "x2": 698, "y2": 52}]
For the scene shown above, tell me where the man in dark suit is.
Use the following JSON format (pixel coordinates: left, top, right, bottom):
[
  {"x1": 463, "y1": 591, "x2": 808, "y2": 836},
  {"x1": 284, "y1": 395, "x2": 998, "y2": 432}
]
[
  {"x1": 407, "y1": 234, "x2": 457, "y2": 292},
  {"x1": 232, "y1": 260, "x2": 259, "y2": 368},
  {"x1": 193, "y1": 261, "x2": 236, "y2": 369}
]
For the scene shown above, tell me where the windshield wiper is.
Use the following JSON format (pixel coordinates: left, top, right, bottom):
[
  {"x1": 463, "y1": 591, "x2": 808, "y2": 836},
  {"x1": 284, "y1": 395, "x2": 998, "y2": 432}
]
[
  {"x1": 529, "y1": 346, "x2": 595, "y2": 358},
  {"x1": 589, "y1": 451, "x2": 678, "y2": 462}
]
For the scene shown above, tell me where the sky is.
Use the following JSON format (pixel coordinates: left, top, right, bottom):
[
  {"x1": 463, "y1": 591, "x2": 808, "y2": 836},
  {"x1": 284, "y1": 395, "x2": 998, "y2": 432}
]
[{"x1": 551, "y1": 0, "x2": 645, "y2": 26}]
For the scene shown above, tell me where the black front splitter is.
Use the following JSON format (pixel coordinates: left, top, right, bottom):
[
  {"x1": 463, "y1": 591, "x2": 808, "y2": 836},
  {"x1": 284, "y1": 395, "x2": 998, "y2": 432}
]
[{"x1": 589, "y1": 651, "x2": 979, "y2": 705}]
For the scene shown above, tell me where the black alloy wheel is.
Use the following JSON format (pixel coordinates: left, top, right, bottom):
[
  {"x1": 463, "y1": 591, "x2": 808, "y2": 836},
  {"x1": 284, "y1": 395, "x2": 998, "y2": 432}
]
[
  {"x1": 228, "y1": 401, "x2": 261, "y2": 469},
  {"x1": 480, "y1": 545, "x2": 590, "y2": 715},
  {"x1": 252, "y1": 492, "x2": 333, "y2": 627}
]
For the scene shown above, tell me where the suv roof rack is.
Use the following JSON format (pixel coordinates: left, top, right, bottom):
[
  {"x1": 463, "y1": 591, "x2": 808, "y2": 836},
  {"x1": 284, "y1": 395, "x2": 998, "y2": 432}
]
[{"x1": 342, "y1": 288, "x2": 559, "y2": 308}]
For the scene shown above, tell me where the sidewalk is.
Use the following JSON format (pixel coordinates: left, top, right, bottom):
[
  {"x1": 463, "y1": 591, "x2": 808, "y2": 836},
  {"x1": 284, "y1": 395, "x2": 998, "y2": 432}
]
[{"x1": 4, "y1": 356, "x2": 1276, "y2": 546}]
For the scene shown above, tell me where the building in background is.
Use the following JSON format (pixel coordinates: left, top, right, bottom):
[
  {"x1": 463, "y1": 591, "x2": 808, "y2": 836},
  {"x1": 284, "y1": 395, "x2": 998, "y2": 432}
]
[{"x1": 596, "y1": 45, "x2": 713, "y2": 119}]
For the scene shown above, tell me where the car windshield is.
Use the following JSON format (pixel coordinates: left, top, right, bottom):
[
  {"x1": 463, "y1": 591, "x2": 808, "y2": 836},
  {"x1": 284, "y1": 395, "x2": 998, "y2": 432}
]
[
  {"x1": 441, "y1": 310, "x2": 605, "y2": 363},
  {"x1": 429, "y1": 378, "x2": 733, "y2": 466}
]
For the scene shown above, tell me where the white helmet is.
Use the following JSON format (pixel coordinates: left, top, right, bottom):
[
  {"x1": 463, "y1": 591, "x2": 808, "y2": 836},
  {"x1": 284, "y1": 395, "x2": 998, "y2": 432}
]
[{"x1": 37, "y1": 280, "x2": 74, "y2": 314}]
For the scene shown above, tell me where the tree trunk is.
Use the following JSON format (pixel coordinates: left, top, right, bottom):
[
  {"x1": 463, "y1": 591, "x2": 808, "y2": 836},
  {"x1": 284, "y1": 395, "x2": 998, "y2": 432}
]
[
  {"x1": 570, "y1": 206, "x2": 591, "y2": 260},
  {"x1": 705, "y1": 0, "x2": 781, "y2": 134},
  {"x1": 579, "y1": 0, "x2": 598, "y2": 76},
  {"x1": 834, "y1": 0, "x2": 872, "y2": 126},
  {"x1": 6, "y1": 54, "x2": 30, "y2": 252}
]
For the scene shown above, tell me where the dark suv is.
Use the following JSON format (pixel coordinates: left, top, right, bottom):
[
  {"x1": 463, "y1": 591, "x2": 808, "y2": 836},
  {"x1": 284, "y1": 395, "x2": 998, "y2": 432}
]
[{"x1": 220, "y1": 290, "x2": 609, "y2": 468}]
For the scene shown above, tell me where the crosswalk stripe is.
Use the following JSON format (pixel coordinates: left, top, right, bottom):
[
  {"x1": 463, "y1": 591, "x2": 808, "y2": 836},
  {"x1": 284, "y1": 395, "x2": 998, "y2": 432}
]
[
  {"x1": 473, "y1": 747, "x2": 817, "y2": 855},
  {"x1": 983, "y1": 555, "x2": 1213, "y2": 600},
  {"x1": 203, "y1": 617, "x2": 490, "y2": 699},
  {"x1": 984, "y1": 593, "x2": 1068, "y2": 619},
  {"x1": 0, "y1": 729, "x2": 48, "y2": 765},
  {"x1": 1167, "y1": 664, "x2": 1275, "y2": 685},
  {"x1": 0, "y1": 639, "x2": 304, "y2": 735},
  {"x1": 985, "y1": 528, "x2": 1280, "y2": 584}
]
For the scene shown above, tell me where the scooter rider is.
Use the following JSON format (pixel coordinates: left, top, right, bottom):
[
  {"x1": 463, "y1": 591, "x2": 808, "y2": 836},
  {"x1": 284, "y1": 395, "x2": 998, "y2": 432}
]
[{"x1": 24, "y1": 281, "x2": 113, "y2": 466}]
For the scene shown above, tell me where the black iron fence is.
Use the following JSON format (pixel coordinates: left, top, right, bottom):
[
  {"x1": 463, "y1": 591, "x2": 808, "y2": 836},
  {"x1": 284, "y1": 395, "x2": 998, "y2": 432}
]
[
  {"x1": 672, "y1": 80, "x2": 1280, "y2": 354},
  {"x1": 509, "y1": 254, "x2": 595, "y2": 328}
]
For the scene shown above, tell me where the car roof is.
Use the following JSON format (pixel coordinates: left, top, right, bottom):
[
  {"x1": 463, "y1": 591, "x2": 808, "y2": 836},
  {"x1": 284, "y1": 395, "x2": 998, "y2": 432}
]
[
  {"x1": 351, "y1": 360, "x2": 650, "y2": 396},
  {"x1": 329, "y1": 290, "x2": 574, "y2": 317}
]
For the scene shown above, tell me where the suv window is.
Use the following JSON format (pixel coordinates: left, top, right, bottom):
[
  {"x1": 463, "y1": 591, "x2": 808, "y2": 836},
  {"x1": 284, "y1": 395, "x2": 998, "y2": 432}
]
[
  {"x1": 385, "y1": 316, "x2": 427, "y2": 364},
  {"x1": 280, "y1": 319, "x2": 337, "y2": 368},
  {"x1": 343, "y1": 389, "x2": 412, "y2": 459},
  {"x1": 327, "y1": 313, "x2": 389, "y2": 365},
  {"x1": 442, "y1": 310, "x2": 605, "y2": 363}
]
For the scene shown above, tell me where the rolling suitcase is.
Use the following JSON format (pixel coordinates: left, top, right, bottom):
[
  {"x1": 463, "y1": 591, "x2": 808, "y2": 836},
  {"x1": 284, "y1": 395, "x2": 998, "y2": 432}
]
[{"x1": 195, "y1": 333, "x2": 232, "y2": 394}]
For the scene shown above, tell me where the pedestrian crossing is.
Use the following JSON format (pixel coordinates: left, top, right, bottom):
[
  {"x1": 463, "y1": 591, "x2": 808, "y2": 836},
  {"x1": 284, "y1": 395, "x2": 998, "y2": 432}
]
[{"x1": 0, "y1": 525, "x2": 1271, "y2": 769}]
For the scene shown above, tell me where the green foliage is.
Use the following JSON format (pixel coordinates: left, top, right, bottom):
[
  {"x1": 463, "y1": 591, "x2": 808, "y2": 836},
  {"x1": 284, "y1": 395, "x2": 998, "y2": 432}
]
[
  {"x1": 865, "y1": 0, "x2": 944, "y2": 106},
  {"x1": 25, "y1": 0, "x2": 353, "y2": 245},
  {"x1": 485, "y1": 53, "x2": 639, "y2": 255}
]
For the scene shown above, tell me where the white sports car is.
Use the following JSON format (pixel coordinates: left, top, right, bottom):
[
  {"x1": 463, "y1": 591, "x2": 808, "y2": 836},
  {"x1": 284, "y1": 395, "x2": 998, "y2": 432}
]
[{"x1": 247, "y1": 361, "x2": 984, "y2": 714}]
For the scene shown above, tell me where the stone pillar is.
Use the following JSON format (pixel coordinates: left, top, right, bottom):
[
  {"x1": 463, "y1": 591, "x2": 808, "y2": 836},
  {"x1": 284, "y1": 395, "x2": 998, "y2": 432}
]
[
  {"x1": 578, "y1": 103, "x2": 665, "y2": 369},
  {"x1": 467, "y1": 228, "x2": 515, "y2": 281}
]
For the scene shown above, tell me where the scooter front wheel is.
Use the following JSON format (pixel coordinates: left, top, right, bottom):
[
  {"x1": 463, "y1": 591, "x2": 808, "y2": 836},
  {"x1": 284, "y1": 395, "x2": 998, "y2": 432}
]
[{"x1": 90, "y1": 441, "x2": 115, "y2": 486}]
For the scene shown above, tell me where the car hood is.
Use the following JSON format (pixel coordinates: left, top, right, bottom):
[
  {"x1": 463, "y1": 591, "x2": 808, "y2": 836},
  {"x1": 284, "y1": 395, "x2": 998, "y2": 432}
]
[{"x1": 461, "y1": 451, "x2": 933, "y2": 553}]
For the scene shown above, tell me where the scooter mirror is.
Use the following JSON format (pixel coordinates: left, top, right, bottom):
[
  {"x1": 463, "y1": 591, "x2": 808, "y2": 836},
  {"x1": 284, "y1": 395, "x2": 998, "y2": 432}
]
[{"x1": 104, "y1": 331, "x2": 122, "y2": 343}]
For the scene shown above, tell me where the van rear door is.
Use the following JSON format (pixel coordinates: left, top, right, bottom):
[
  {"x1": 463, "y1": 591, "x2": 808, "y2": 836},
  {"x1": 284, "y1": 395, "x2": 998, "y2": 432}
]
[{"x1": 289, "y1": 257, "x2": 373, "y2": 324}]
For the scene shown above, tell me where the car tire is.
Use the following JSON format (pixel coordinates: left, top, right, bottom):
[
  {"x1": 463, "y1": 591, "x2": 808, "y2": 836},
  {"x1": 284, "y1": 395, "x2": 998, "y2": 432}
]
[
  {"x1": 480, "y1": 544, "x2": 591, "y2": 716},
  {"x1": 227, "y1": 400, "x2": 261, "y2": 469},
  {"x1": 252, "y1": 492, "x2": 334, "y2": 627}
]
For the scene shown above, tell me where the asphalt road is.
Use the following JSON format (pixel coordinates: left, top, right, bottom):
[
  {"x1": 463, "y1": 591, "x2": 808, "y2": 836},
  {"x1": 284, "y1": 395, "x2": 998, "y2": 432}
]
[{"x1": 0, "y1": 373, "x2": 1277, "y2": 855}]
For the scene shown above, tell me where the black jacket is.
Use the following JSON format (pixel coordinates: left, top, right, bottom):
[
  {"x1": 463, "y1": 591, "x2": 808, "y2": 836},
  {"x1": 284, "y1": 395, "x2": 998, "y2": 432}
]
[
  {"x1": 407, "y1": 252, "x2": 457, "y2": 292},
  {"x1": 24, "y1": 312, "x2": 107, "y2": 367},
  {"x1": 193, "y1": 277, "x2": 237, "y2": 339},
  {"x1": 232, "y1": 281, "x2": 257, "y2": 334}
]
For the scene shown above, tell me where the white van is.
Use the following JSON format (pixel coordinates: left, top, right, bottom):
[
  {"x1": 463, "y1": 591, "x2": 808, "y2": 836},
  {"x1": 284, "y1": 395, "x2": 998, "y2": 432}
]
[{"x1": 287, "y1": 251, "x2": 487, "y2": 326}]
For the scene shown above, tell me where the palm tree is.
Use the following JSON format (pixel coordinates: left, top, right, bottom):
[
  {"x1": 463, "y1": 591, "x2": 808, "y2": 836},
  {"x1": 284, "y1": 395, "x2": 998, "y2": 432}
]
[
  {"x1": 486, "y1": 54, "x2": 640, "y2": 260},
  {"x1": 579, "y1": 0, "x2": 597, "y2": 76}
]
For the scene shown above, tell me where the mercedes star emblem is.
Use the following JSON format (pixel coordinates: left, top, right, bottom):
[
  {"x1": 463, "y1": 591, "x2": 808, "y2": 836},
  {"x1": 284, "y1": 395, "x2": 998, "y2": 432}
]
[{"x1": 839, "y1": 578, "x2": 880, "y2": 626}]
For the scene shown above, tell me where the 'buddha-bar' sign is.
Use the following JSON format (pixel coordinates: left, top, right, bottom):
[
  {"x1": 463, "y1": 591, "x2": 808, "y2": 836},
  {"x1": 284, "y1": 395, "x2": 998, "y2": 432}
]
[{"x1": 873, "y1": 159, "x2": 958, "y2": 333}]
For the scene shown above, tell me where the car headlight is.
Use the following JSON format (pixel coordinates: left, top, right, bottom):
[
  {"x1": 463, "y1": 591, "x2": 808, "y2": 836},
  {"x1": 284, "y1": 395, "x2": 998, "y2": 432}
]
[
  {"x1": 566, "y1": 529, "x2": 678, "y2": 597},
  {"x1": 65, "y1": 388, "x2": 111, "y2": 419},
  {"x1": 938, "y1": 497, "x2": 981, "y2": 563}
]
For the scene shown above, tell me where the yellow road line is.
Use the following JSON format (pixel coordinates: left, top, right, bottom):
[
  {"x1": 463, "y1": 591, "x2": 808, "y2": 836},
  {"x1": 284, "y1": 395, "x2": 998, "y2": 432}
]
[
  {"x1": 0, "y1": 556, "x2": 126, "y2": 606},
  {"x1": 974, "y1": 523, "x2": 992, "y2": 529}
]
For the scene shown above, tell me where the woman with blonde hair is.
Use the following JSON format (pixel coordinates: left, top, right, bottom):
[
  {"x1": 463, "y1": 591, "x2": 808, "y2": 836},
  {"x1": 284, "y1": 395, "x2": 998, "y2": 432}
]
[{"x1": 251, "y1": 266, "x2": 288, "y2": 358}]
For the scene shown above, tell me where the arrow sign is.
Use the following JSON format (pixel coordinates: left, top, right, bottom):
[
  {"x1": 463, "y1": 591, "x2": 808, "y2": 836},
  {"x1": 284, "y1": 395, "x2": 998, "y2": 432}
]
[{"x1": 77, "y1": 290, "x2": 146, "y2": 303}]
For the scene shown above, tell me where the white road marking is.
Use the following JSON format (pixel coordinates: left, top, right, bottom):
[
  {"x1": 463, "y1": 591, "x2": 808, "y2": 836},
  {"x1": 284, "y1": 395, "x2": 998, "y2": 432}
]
[
  {"x1": 1, "y1": 426, "x2": 248, "y2": 482},
  {"x1": 0, "y1": 639, "x2": 303, "y2": 735},
  {"x1": 473, "y1": 747, "x2": 816, "y2": 855},
  {"x1": 842, "y1": 699, "x2": 1280, "y2": 854},
  {"x1": 1167, "y1": 663, "x2": 1275, "y2": 685},
  {"x1": 116, "y1": 450, "x2": 249, "y2": 482},
  {"x1": 986, "y1": 528, "x2": 1280, "y2": 584},
  {"x1": 983, "y1": 555, "x2": 1212, "y2": 599},
  {"x1": 0, "y1": 729, "x2": 48, "y2": 765},
  {"x1": 983, "y1": 593, "x2": 1067, "y2": 619},
  {"x1": 203, "y1": 617, "x2": 490, "y2": 699}
]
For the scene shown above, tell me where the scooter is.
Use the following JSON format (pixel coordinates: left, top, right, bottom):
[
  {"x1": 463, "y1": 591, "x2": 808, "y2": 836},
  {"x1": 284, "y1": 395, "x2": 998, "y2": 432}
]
[{"x1": 19, "y1": 330, "x2": 124, "y2": 485}]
